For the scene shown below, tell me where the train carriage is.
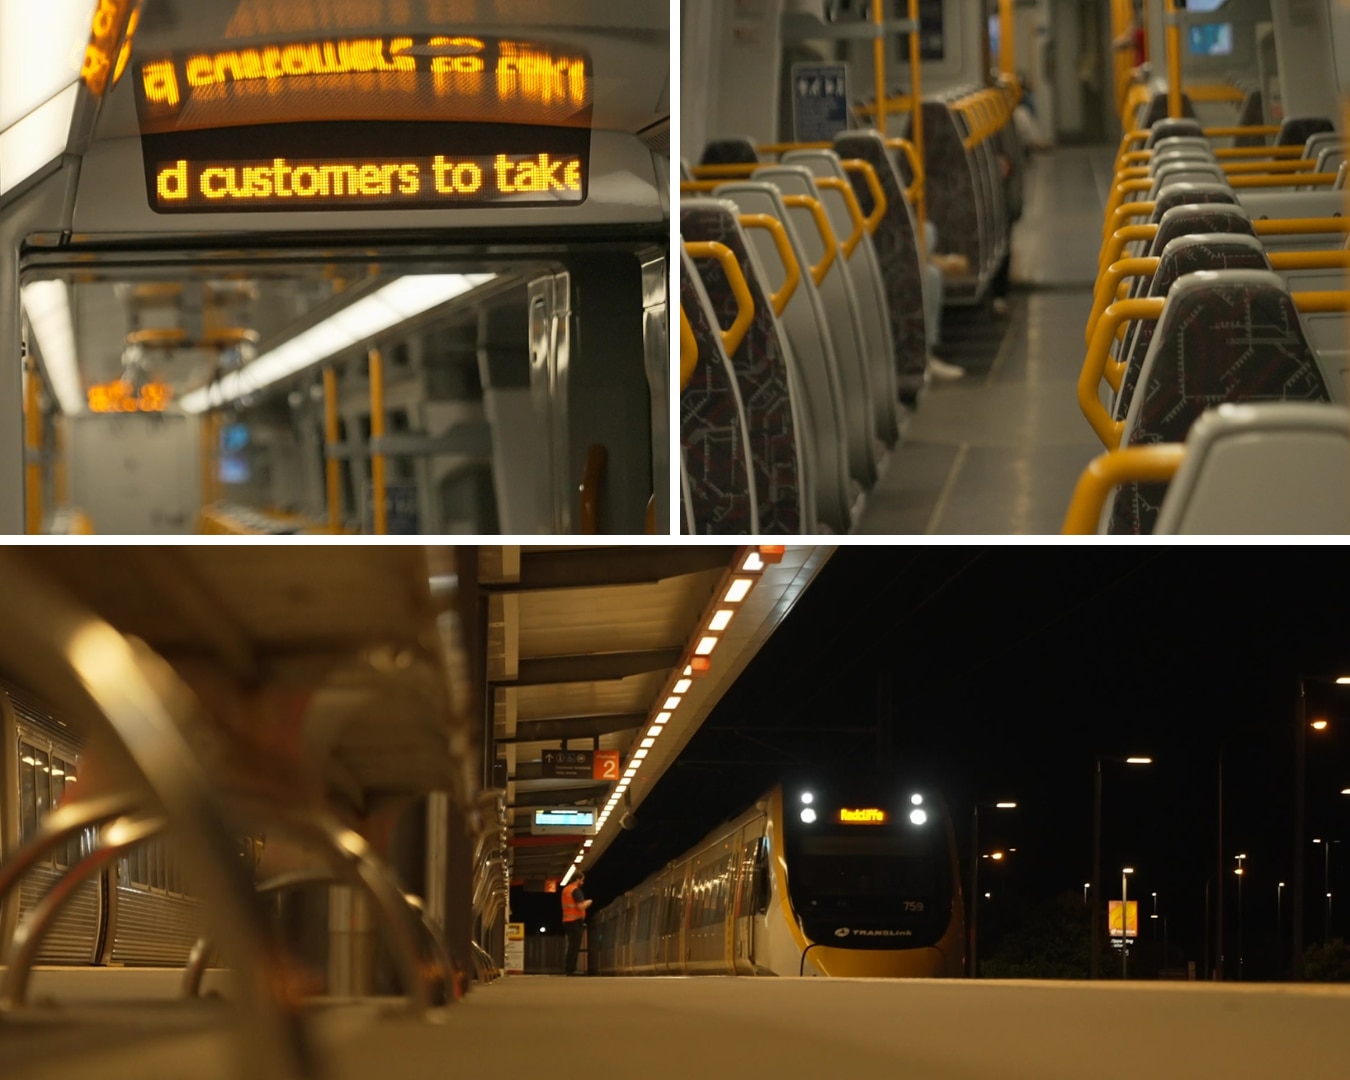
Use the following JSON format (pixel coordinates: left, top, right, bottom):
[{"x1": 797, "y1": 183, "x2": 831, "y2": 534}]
[
  {"x1": 591, "y1": 775, "x2": 965, "y2": 978},
  {"x1": 3, "y1": 0, "x2": 669, "y2": 535}
]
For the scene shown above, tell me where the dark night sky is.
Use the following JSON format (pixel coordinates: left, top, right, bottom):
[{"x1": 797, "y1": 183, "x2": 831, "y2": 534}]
[{"x1": 520, "y1": 548, "x2": 1350, "y2": 977}]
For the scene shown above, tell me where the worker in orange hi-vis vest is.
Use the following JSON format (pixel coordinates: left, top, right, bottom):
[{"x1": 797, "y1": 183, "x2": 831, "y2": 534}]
[{"x1": 562, "y1": 872, "x2": 593, "y2": 975}]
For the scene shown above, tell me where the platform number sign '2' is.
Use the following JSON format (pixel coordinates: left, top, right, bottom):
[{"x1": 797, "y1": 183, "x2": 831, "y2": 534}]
[{"x1": 593, "y1": 751, "x2": 620, "y2": 781}]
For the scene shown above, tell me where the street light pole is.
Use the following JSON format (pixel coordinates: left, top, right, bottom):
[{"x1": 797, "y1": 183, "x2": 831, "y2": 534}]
[
  {"x1": 1235, "y1": 854, "x2": 1247, "y2": 981},
  {"x1": 1295, "y1": 676, "x2": 1307, "y2": 978},
  {"x1": 1092, "y1": 755, "x2": 1151, "y2": 980},
  {"x1": 1277, "y1": 881, "x2": 1285, "y2": 965},
  {"x1": 1122, "y1": 867, "x2": 1134, "y2": 979},
  {"x1": 970, "y1": 800, "x2": 1016, "y2": 978}
]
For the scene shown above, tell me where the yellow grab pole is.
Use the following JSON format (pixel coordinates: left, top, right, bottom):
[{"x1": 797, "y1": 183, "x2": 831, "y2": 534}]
[
  {"x1": 873, "y1": 0, "x2": 887, "y2": 136},
  {"x1": 23, "y1": 361, "x2": 42, "y2": 534},
  {"x1": 1165, "y1": 0, "x2": 1183, "y2": 119},
  {"x1": 369, "y1": 347, "x2": 387, "y2": 535},
  {"x1": 999, "y1": 0, "x2": 1015, "y2": 83},
  {"x1": 199, "y1": 411, "x2": 213, "y2": 512},
  {"x1": 323, "y1": 366, "x2": 341, "y2": 533},
  {"x1": 909, "y1": 0, "x2": 926, "y2": 256}
]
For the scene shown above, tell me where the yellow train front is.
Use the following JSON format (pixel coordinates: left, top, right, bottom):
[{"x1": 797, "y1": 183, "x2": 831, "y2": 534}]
[{"x1": 590, "y1": 777, "x2": 965, "y2": 978}]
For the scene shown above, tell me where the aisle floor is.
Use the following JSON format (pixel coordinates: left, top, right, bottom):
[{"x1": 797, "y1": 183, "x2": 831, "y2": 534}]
[{"x1": 859, "y1": 145, "x2": 1117, "y2": 535}]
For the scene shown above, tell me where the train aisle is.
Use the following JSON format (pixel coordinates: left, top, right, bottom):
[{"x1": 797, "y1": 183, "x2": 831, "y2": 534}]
[{"x1": 858, "y1": 147, "x2": 1115, "y2": 535}]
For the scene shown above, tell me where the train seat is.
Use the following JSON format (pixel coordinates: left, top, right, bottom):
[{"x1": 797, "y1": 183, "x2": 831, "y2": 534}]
[
  {"x1": 1112, "y1": 233, "x2": 1273, "y2": 423},
  {"x1": 1277, "y1": 117, "x2": 1336, "y2": 147},
  {"x1": 781, "y1": 149, "x2": 901, "y2": 448},
  {"x1": 1139, "y1": 92, "x2": 1198, "y2": 130},
  {"x1": 833, "y1": 130, "x2": 931, "y2": 403},
  {"x1": 1153, "y1": 403, "x2": 1350, "y2": 534},
  {"x1": 746, "y1": 165, "x2": 882, "y2": 492},
  {"x1": 680, "y1": 199, "x2": 810, "y2": 534},
  {"x1": 1110, "y1": 270, "x2": 1333, "y2": 533},
  {"x1": 710, "y1": 180, "x2": 857, "y2": 533},
  {"x1": 1145, "y1": 117, "x2": 1205, "y2": 147},
  {"x1": 678, "y1": 248, "x2": 757, "y2": 534},
  {"x1": 904, "y1": 101, "x2": 986, "y2": 299},
  {"x1": 700, "y1": 137, "x2": 761, "y2": 166}
]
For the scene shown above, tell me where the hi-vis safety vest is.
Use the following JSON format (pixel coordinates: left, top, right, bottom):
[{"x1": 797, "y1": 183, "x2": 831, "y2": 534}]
[{"x1": 562, "y1": 883, "x2": 585, "y2": 922}]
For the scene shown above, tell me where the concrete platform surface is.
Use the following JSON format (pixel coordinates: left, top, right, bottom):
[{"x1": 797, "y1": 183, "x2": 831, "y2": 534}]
[{"x1": 6, "y1": 973, "x2": 1350, "y2": 1079}]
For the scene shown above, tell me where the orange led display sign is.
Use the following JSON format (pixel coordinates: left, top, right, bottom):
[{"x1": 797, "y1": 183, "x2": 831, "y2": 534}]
[
  {"x1": 134, "y1": 35, "x2": 591, "y2": 214},
  {"x1": 836, "y1": 808, "x2": 888, "y2": 825},
  {"x1": 88, "y1": 380, "x2": 172, "y2": 413}
]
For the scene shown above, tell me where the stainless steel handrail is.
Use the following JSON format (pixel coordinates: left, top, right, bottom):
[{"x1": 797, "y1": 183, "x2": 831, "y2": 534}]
[{"x1": 0, "y1": 554, "x2": 316, "y2": 1079}]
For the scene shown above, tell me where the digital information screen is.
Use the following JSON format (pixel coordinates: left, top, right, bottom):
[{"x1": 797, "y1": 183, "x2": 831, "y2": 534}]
[
  {"x1": 134, "y1": 36, "x2": 592, "y2": 214},
  {"x1": 531, "y1": 807, "x2": 597, "y2": 835}
]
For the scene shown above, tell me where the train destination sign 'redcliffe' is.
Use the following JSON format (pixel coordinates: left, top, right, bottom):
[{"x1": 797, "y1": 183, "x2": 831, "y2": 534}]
[{"x1": 133, "y1": 36, "x2": 592, "y2": 213}]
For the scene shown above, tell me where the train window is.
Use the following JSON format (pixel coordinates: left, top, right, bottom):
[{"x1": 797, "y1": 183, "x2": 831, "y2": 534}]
[
  {"x1": 751, "y1": 838, "x2": 771, "y2": 917},
  {"x1": 32, "y1": 747, "x2": 51, "y2": 822},
  {"x1": 637, "y1": 896, "x2": 653, "y2": 940},
  {"x1": 18, "y1": 741, "x2": 38, "y2": 843}
]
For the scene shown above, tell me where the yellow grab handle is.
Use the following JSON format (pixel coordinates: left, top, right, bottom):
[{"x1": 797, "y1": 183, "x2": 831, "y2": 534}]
[
  {"x1": 781, "y1": 194, "x2": 839, "y2": 285},
  {"x1": 738, "y1": 213, "x2": 801, "y2": 316},
  {"x1": 1087, "y1": 257, "x2": 1160, "y2": 346},
  {"x1": 679, "y1": 304, "x2": 698, "y2": 392},
  {"x1": 1062, "y1": 445, "x2": 1187, "y2": 534},
  {"x1": 812, "y1": 176, "x2": 866, "y2": 258},
  {"x1": 841, "y1": 159, "x2": 888, "y2": 233},
  {"x1": 1078, "y1": 298, "x2": 1165, "y2": 448},
  {"x1": 1100, "y1": 224, "x2": 1159, "y2": 274},
  {"x1": 684, "y1": 241, "x2": 756, "y2": 358}
]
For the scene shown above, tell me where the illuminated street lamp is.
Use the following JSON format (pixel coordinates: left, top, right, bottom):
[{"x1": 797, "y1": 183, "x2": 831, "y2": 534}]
[
  {"x1": 1277, "y1": 881, "x2": 1286, "y2": 959},
  {"x1": 1313, "y1": 839, "x2": 1341, "y2": 944},
  {"x1": 1092, "y1": 755, "x2": 1152, "y2": 979},
  {"x1": 970, "y1": 800, "x2": 1017, "y2": 978}
]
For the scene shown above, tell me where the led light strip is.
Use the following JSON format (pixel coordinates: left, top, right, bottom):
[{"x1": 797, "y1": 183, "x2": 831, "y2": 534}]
[
  {"x1": 178, "y1": 273, "x2": 495, "y2": 413},
  {"x1": 20, "y1": 280, "x2": 85, "y2": 415},
  {"x1": 560, "y1": 546, "x2": 787, "y2": 886}
]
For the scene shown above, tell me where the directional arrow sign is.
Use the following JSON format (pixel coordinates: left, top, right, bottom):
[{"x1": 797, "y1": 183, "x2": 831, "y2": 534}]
[{"x1": 540, "y1": 749, "x2": 594, "y2": 779}]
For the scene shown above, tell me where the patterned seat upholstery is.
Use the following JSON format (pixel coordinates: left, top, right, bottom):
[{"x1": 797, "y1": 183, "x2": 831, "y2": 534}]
[
  {"x1": 700, "y1": 138, "x2": 760, "y2": 166},
  {"x1": 680, "y1": 201, "x2": 804, "y2": 534},
  {"x1": 1121, "y1": 197, "x2": 1248, "y2": 302},
  {"x1": 1149, "y1": 184, "x2": 1238, "y2": 224},
  {"x1": 1145, "y1": 118, "x2": 1204, "y2": 148},
  {"x1": 679, "y1": 248, "x2": 755, "y2": 534},
  {"x1": 833, "y1": 130, "x2": 928, "y2": 397},
  {"x1": 1277, "y1": 117, "x2": 1335, "y2": 148},
  {"x1": 906, "y1": 102, "x2": 984, "y2": 285},
  {"x1": 1109, "y1": 271, "x2": 1331, "y2": 533},
  {"x1": 1113, "y1": 233, "x2": 1271, "y2": 422}
]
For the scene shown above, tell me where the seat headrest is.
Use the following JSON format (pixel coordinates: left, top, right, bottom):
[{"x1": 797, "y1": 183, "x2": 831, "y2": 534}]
[{"x1": 701, "y1": 137, "x2": 760, "y2": 166}]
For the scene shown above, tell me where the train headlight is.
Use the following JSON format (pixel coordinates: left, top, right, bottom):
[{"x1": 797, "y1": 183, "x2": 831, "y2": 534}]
[
  {"x1": 910, "y1": 793, "x2": 924, "y2": 806},
  {"x1": 801, "y1": 792, "x2": 814, "y2": 804},
  {"x1": 909, "y1": 808, "x2": 928, "y2": 825},
  {"x1": 800, "y1": 807, "x2": 817, "y2": 824}
]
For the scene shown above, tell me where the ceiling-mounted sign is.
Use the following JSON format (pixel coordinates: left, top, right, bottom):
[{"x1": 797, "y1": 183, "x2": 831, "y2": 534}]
[
  {"x1": 593, "y1": 750, "x2": 620, "y2": 780},
  {"x1": 531, "y1": 806, "x2": 597, "y2": 836},
  {"x1": 540, "y1": 749, "x2": 594, "y2": 779}
]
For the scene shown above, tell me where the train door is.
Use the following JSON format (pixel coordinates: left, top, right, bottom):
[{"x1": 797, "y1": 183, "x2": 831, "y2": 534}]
[{"x1": 69, "y1": 414, "x2": 198, "y2": 534}]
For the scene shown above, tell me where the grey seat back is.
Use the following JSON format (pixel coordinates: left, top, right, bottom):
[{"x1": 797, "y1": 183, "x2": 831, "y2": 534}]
[
  {"x1": 782, "y1": 148, "x2": 900, "y2": 449},
  {"x1": 753, "y1": 164, "x2": 880, "y2": 490},
  {"x1": 711, "y1": 180, "x2": 854, "y2": 532},
  {"x1": 1155, "y1": 402, "x2": 1350, "y2": 534}
]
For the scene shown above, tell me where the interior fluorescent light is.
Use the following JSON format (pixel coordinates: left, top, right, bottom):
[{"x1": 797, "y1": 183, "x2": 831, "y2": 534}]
[
  {"x1": 646, "y1": 725, "x2": 663, "y2": 739},
  {"x1": 709, "y1": 609, "x2": 734, "y2": 631},
  {"x1": 654, "y1": 712, "x2": 671, "y2": 725},
  {"x1": 741, "y1": 551, "x2": 765, "y2": 572},
  {"x1": 624, "y1": 767, "x2": 638, "y2": 778},
  {"x1": 663, "y1": 697, "x2": 681, "y2": 710},
  {"x1": 178, "y1": 273, "x2": 495, "y2": 412},
  {"x1": 583, "y1": 839, "x2": 593, "y2": 847},
  {"x1": 674, "y1": 678, "x2": 692, "y2": 694},
  {"x1": 724, "y1": 578, "x2": 753, "y2": 603},
  {"x1": 634, "y1": 748, "x2": 648, "y2": 759},
  {"x1": 694, "y1": 636, "x2": 718, "y2": 655},
  {"x1": 1, "y1": 81, "x2": 80, "y2": 197},
  {"x1": 20, "y1": 279, "x2": 83, "y2": 414},
  {"x1": 641, "y1": 737, "x2": 655, "y2": 748},
  {"x1": 0, "y1": 1, "x2": 89, "y2": 131},
  {"x1": 683, "y1": 666, "x2": 693, "y2": 676}
]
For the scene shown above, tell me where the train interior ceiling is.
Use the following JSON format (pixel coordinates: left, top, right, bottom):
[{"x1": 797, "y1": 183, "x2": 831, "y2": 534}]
[
  {"x1": 678, "y1": 0, "x2": 1350, "y2": 535},
  {"x1": 4, "y1": 0, "x2": 670, "y2": 535}
]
